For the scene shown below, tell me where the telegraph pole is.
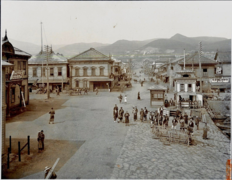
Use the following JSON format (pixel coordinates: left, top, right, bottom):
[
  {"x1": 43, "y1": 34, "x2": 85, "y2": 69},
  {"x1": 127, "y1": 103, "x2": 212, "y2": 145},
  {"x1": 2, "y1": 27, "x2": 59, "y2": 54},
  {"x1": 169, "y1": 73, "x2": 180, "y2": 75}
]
[
  {"x1": 41, "y1": 22, "x2": 44, "y2": 87},
  {"x1": 199, "y1": 42, "x2": 202, "y2": 93},
  {"x1": 44, "y1": 45, "x2": 51, "y2": 99}
]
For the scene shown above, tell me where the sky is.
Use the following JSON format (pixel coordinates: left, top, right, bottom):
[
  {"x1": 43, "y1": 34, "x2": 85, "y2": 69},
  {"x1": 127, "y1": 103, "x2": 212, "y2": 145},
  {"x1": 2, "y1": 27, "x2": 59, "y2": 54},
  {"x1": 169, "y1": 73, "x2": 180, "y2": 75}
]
[{"x1": 1, "y1": 1, "x2": 232, "y2": 45}]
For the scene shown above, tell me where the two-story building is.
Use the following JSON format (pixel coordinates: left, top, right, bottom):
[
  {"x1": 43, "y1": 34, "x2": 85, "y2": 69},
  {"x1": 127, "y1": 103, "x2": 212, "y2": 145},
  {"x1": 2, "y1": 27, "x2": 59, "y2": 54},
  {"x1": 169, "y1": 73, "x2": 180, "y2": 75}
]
[
  {"x1": 28, "y1": 49, "x2": 68, "y2": 92},
  {"x1": 212, "y1": 51, "x2": 231, "y2": 92},
  {"x1": 178, "y1": 52, "x2": 218, "y2": 93},
  {"x1": 2, "y1": 31, "x2": 31, "y2": 117},
  {"x1": 68, "y1": 48, "x2": 115, "y2": 91}
]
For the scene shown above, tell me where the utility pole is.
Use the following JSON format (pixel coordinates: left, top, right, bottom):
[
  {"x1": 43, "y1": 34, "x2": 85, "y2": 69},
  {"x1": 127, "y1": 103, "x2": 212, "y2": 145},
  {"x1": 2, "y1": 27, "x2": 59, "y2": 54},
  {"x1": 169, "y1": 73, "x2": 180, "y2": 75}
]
[
  {"x1": 199, "y1": 42, "x2": 202, "y2": 93},
  {"x1": 44, "y1": 45, "x2": 51, "y2": 99},
  {"x1": 169, "y1": 58, "x2": 172, "y2": 90},
  {"x1": 41, "y1": 22, "x2": 44, "y2": 87}
]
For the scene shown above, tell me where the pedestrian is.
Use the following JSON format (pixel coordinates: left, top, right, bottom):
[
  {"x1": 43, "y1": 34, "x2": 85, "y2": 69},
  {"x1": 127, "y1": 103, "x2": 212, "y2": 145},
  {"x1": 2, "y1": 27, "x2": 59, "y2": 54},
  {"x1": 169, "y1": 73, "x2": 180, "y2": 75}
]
[
  {"x1": 149, "y1": 112, "x2": 154, "y2": 127},
  {"x1": 203, "y1": 123, "x2": 209, "y2": 139},
  {"x1": 175, "y1": 108, "x2": 181, "y2": 118},
  {"x1": 159, "y1": 115, "x2": 163, "y2": 126},
  {"x1": 184, "y1": 112, "x2": 188, "y2": 125},
  {"x1": 164, "y1": 115, "x2": 169, "y2": 129},
  {"x1": 188, "y1": 119, "x2": 194, "y2": 134},
  {"x1": 195, "y1": 116, "x2": 200, "y2": 130},
  {"x1": 44, "y1": 166, "x2": 57, "y2": 179},
  {"x1": 180, "y1": 119, "x2": 185, "y2": 132},
  {"x1": 144, "y1": 107, "x2": 148, "y2": 121},
  {"x1": 95, "y1": 87, "x2": 98, "y2": 95},
  {"x1": 172, "y1": 117, "x2": 178, "y2": 130},
  {"x1": 37, "y1": 131, "x2": 43, "y2": 153},
  {"x1": 124, "y1": 111, "x2": 130, "y2": 126},
  {"x1": 124, "y1": 95, "x2": 127, "y2": 104},
  {"x1": 49, "y1": 108, "x2": 55, "y2": 124},
  {"x1": 133, "y1": 106, "x2": 138, "y2": 121},
  {"x1": 41, "y1": 130, "x2": 45, "y2": 150},
  {"x1": 118, "y1": 94, "x2": 123, "y2": 103},
  {"x1": 138, "y1": 92, "x2": 141, "y2": 100},
  {"x1": 140, "y1": 108, "x2": 144, "y2": 122},
  {"x1": 56, "y1": 86, "x2": 60, "y2": 96},
  {"x1": 118, "y1": 107, "x2": 124, "y2": 123},
  {"x1": 113, "y1": 104, "x2": 118, "y2": 122},
  {"x1": 159, "y1": 106, "x2": 163, "y2": 116}
]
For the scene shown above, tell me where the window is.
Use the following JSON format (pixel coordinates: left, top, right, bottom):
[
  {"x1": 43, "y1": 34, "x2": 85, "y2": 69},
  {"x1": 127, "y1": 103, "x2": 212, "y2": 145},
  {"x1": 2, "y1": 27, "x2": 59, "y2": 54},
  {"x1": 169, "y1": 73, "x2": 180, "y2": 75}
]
[
  {"x1": 11, "y1": 88, "x2": 15, "y2": 103},
  {"x1": 100, "y1": 68, "x2": 104, "y2": 76},
  {"x1": 188, "y1": 84, "x2": 192, "y2": 92},
  {"x1": 153, "y1": 93, "x2": 163, "y2": 99},
  {"x1": 180, "y1": 84, "x2": 185, "y2": 91},
  {"x1": 183, "y1": 74, "x2": 189, "y2": 77},
  {"x1": 91, "y1": 68, "x2": 96, "y2": 76},
  {"x1": 76, "y1": 81, "x2": 79, "y2": 87},
  {"x1": 33, "y1": 68, "x2": 37, "y2": 77},
  {"x1": 58, "y1": 67, "x2": 62, "y2": 76},
  {"x1": 203, "y1": 68, "x2": 208, "y2": 77},
  {"x1": 75, "y1": 68, "x2": 79, "y2": 76},
  {"x1": 157, "y1": 93, "x2": 163, "y2": 98},
  {"x1": 83, "y1": 68, "x2": 88, "y2": 76},
  {"x1": 83, "y1": 80, "x2": 87, "y2": 88},
  {"x1": 23, "y1": 62, "x2": 26, "y2": 75},
  {"x1": 42, "y1": 67, "x2": 46, "y2": 77},
  {"x1": 50, "y1": 68, "x2": 54, "y2": 76}
]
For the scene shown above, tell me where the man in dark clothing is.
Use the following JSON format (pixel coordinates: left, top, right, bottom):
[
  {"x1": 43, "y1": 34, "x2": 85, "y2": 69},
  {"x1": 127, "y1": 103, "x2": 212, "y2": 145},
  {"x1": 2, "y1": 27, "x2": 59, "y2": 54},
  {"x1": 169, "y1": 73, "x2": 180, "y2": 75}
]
[
  {"x1": 138, "y1": 92, "x2": 141, "y2": 100},
  {"x1": 113, "y1": 104, "x2": 118, "y2": 122},
  {"x1": 118, "y1": 107, "x2": 124, "y2": 123},
  {"x1": 41, "y1": 130, "x2": 45, "y2": 150},
  {"x1": 144, "y1": 107, "x2": 148, "y2": 121},
  {"x1": 124, "y1": 111, "x2": 130, "y2": 126},
  {"x1": 184, "y1": 112, "x2": 188, "y2": 124},
  {"x1": 140, "y1": 108, "x2": 144, "y2": 122}
]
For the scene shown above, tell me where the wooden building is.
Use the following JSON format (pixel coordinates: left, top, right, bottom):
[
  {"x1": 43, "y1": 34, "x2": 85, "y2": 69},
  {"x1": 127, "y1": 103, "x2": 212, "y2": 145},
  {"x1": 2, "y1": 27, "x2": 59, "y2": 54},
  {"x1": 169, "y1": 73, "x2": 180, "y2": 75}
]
[
  {"x1": 28, "y1": 49, "x2": 68, "y2": 92},
  {"x1": 148, "y1": 85, "x2": 167, "y2": 106},
  {"x1": 2, "y1": 31, "x2": 31, "y2": 116},
  {"x1": 68, "y1": 48, "x2": 117, "y2": 91}
]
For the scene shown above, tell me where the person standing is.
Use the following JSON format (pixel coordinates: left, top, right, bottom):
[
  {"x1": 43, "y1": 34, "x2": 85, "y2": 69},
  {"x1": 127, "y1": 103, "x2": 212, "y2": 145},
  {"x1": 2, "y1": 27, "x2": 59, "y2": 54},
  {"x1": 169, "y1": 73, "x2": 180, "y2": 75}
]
[
  {"x1": 56, "y1": 86, "x2": 60, "y2": 96},
  {"x1": 144, "y1": 107, "x2": 148, "y2": 121},
  {"x1": 113, "y1": 104, "x2": 118, "y2": 122},
  {"x1": 95, "y1": 87, "x2": 98, "y2": 95},
  {"x1": 172, "y1": 117, "x2": 178, "y2": 130},
  {"x1": 49, "y1": 108, "x2": 55, "y2": 124},
  {"x1": 124, "y1": 95, "x2": 127, "y2": 104},
  {"x1": 118, "y1": 107, "x2": 124, "y2": 123},
  {"x1": 41, "y1": 130, "x2": 45, "y2": 150},
  {"x1": 203, "y1": 123, "x2": 209, "y2": 139},
  {"x1": 160, "y1": 106, "x2": 164, "y2": 116},
  {"x1": 134, "y1": 106, "x2": 138, "y2": 121},
  {"x1": 124, "y1": 111, "x2": 130, "y2": 126},
  {"x1": 180, "y1": 119, "x2": 185, "y2": 132},
  {"x1": 37, "y1": 131, "x2": 43, "y2": 153},
  {"x1": 188, "y1": 119, "x2": 194, "y2": 134},
  {"x1": 195, "y1": 116, "x2": 200, "y2": 130},
  {"x1": 138, "y1": 92, "x2": 141, "y2": 100},
  {"x1": 140, "y1": 108, "x2": 144, "y2": 122},
  {"x1": 118, "y1": 94, "x2": 123, "y2": 103},
  {"x1": 184, "y1": 112, "x2": 188, "y2": 125}
]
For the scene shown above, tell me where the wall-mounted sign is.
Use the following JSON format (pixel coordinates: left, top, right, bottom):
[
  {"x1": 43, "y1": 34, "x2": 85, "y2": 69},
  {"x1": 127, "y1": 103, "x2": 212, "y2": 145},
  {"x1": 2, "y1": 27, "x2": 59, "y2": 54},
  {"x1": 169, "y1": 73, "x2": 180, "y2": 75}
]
[
  {"x1": 210, "y1": 78, "x2": 229, "y2": 83},
  {"x1": 216, "y1": 66, "x2": 222, "y2": 74},
  {"x1": 10, "y1": 70, "x2": 25, "y2": 80}
]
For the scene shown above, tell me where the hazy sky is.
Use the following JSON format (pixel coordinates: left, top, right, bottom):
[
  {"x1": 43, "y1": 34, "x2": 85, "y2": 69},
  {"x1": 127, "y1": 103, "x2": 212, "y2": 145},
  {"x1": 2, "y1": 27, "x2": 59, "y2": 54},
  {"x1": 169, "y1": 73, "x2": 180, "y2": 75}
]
[{"x1": 2, "y1": 1, "x2": 232, "y2": 45}]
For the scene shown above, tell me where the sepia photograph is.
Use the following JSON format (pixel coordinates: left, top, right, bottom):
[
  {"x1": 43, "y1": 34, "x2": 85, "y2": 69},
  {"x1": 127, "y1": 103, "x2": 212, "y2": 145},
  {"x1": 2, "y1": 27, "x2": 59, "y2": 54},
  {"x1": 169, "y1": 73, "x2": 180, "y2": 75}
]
[{"x1": 1, "y1": 1, "x2": 232, "y2": 179}]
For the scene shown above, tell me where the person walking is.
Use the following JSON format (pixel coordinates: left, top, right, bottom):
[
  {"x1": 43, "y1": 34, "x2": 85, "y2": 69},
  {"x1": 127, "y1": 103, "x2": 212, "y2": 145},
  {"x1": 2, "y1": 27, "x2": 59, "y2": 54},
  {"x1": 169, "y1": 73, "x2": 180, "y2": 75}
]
[
  {"x1": 118, "y1": 107, "x2": 124, "y2": 123},
  {"x1": 49, "y1": 108, "x2": 55, "y2": 124},
  {"x1": 113, "y1": 104, "x2": 118, "y2": 122},
  {"x1": 137, "y1": 92, "x2": 141, "y2": 100},
  {"x1": 37, "y1": 131, "x2": 43, "y2": 153},
  {"x1": 140, "y1": 108, "x2": 144, "y2": 122},
  {"x1": 124, "y1": 111, "x2": 130, "y2": 126},
  {"x1": 95, "y1": 87, "x2": 98, "y2": 95}
]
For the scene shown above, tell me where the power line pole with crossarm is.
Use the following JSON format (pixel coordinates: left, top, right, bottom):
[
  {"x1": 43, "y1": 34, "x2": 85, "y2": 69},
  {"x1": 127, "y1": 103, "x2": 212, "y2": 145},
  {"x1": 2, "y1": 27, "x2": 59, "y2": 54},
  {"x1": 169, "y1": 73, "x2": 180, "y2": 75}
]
[{"x1": 44, "y1": 45, "x2": 51, "y2": 99}]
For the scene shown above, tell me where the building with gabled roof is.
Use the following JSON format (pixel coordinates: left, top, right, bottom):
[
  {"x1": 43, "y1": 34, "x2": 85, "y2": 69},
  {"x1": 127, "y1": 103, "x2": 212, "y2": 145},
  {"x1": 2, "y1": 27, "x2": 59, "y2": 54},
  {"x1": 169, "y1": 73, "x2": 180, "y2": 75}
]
[
  {"x1": 28, "y1": 48, "x2": 68, "y2": 92},
  {"x1": 68, "y1": 48, "x2": 116, "y2": 91},
  {"x1": 2, "y1": 30, "x2": 31, "y2": 117}
]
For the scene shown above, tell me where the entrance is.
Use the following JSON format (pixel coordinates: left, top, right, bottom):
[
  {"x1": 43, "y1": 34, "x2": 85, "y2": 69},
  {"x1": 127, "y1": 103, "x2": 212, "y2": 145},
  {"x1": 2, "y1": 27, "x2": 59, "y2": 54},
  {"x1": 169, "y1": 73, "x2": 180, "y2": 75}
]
[{"x1": 189, "y1": 95, "x2": 193, "y2": 101}]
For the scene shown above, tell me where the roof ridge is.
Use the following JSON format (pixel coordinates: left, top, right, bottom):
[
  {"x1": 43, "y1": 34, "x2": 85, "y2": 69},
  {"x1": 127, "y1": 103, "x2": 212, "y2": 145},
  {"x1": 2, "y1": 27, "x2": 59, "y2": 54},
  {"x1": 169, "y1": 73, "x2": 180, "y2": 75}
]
[{"x1": 14, "y1": 46, "x2": 31, "y2": 56}]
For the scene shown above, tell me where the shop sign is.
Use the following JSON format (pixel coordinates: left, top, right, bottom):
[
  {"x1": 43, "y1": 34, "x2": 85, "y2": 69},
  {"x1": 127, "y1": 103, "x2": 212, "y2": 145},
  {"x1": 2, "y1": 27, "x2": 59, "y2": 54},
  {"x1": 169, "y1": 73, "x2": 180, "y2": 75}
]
[
  {"x1": 10, "y1": 70, "x2": 25, "y2": 80},
  {"x1": 210, "y1": 78, "x2": 229, "y2": 83}
]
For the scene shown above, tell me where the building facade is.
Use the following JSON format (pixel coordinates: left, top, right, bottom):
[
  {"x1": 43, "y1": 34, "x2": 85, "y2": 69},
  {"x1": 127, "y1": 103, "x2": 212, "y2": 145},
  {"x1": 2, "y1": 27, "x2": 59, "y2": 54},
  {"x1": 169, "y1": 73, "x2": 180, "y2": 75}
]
[
  {"x1": 68, "y1": 48, "x2": 115, "y2": 91},
  {"x1": 28, "y1": 49, "x2": 68, "y2": 92},
  {"x1": 2, "y1": 31, "x2": 31, "y2": 117}
]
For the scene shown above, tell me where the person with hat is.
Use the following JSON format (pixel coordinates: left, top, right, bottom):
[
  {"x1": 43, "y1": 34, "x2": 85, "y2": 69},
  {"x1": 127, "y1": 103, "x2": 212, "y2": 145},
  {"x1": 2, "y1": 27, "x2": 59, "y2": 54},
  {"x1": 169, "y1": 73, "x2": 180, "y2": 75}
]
[
  {"x1": 113, "y1": 104, "x2": 118, "y2": 122},
  {"x1": 118, "y1": 107, "x2": 124, "y2": 123},
  {"x1": 44, "y1": 166, "x2": 57, "y2": 179},
  {"x1": 124, "y1": 111, "x2": 130, "y2": 126},
  {"x1": 140, "y1": 108, "x2": 144, "y2": 122},
  {"x1": 49, "y1": 108, "x2": 55, "y2": 124}
]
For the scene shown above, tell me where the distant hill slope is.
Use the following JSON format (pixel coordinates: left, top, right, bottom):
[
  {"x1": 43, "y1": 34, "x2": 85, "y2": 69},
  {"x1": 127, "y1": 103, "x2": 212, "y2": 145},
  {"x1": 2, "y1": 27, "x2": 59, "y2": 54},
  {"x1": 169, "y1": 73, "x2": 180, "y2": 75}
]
[
  {"x1": 55, "y1": 42, "x2": 109, "y2": 58},
  {"x1": 9, "y1": 39, "x2": 40, "y2": 55}
]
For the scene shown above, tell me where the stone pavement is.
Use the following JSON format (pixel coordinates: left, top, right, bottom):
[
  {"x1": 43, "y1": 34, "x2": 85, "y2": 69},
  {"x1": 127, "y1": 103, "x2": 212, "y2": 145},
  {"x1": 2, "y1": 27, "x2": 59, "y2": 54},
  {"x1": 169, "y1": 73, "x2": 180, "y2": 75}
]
[{"x1": 110, "y1": 115, "x2": 231, "y2": 179}]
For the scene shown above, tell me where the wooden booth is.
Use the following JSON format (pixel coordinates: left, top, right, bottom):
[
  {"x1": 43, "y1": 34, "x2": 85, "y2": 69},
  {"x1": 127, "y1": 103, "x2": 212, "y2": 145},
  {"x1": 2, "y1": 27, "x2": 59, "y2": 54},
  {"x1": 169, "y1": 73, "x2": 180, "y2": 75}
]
[{"x1": 148, "y1": 85, "x2": 167, "y2": 106}]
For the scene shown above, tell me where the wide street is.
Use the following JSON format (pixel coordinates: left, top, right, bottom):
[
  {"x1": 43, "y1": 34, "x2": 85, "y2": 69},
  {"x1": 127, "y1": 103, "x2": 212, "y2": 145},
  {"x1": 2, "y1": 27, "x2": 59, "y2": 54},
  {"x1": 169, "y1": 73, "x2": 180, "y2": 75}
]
[{"x1": 5, "y1": 68, "x2": 231, "y2": 179}]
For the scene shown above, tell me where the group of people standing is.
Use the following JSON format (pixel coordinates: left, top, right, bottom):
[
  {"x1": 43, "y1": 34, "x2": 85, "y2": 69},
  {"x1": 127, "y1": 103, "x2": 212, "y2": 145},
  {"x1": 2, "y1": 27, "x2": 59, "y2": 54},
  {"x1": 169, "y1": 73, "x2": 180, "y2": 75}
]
[{"x1": 113, "y1": 104, "x2": 130, "y2": 126}]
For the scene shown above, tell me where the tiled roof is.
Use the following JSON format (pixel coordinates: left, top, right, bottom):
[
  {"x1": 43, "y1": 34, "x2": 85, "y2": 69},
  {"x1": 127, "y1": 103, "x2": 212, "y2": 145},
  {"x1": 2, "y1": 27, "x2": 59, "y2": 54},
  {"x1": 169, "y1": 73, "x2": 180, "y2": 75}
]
[
  {"x1": 29, "y1": 51, "x2": 67, "y2": 64},
  {"x1": 178, "y1": 52, "x2": 217, "y2": 65},
  {"x1": 14, "y1": 47, "x2": 31, "y2": 57},
  {"x1": 215, "y1": 51, "x2": 231, "y2": 63},
  {"x1": 68, "y1": 48, "x2": 110, "y2": 61},
  {"x1": 2, "y1": 61, "x2": 13, "y2": 67},
  {"x1": 148, "y1": 85, "x2": 167, "y2": 90}
]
